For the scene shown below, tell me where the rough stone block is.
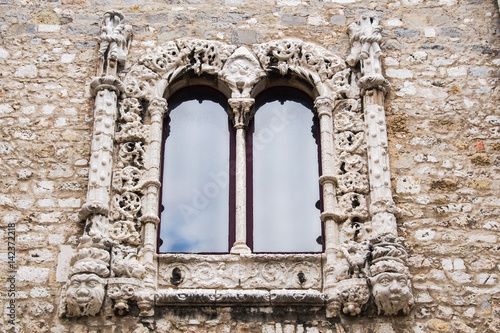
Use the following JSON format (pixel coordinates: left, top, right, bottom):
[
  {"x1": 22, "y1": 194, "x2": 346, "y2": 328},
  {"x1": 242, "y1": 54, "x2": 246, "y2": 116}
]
[
  {"x1": 56, "y1": 245, "x2": 74, "y2": 282},
  {"x1": 386, "y1": 68, "x2": 413, "y2": 79},
  {"x1": 14, "y1": 64, "x2": 38, "y2": 78},
  {"x1": 231, "y1": 30, "x2": 259, "y2": 44},
  {"x1": 18, "y1": 267, "x2": 51, "y2": 282},
  {"x1": 146, "y1": 14, "x2": 169, "y2": 24},
  {"x1": 38, "y1": 24, "x2": 61, "y2": 32},
  {"x1": 281, "y1": 14, "x2": 307, "y2": 26},
  {"x1": 395, "y1": 28, "x2": 420, "y2": 37},
  {"x1": 0, "y1": 46, "x2": 10, "y2": 58},
  {"x1": 468, "y1": 66, "x2": 490, "y2": 77},
  {"x1": 396, "y1": 176, "x2": 420, "y2": 194},
  {"x1": 440, "y1": 27, "x2": 464, "y2": 37},
  {"x1": 330, "y1": 15, "x2": 346, "y2": 26}
]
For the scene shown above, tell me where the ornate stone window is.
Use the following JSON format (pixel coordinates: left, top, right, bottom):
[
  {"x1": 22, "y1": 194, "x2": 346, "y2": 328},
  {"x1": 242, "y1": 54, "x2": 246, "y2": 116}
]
[{"x1": 60, "y1": 11, "x2": 414, "y2": 319}]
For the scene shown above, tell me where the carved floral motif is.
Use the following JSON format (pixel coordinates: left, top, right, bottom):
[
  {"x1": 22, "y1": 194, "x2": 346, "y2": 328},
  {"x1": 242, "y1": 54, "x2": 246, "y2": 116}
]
[
  {"x1": 253, "y1": 39, "x2": 349, "y2": 99},
  {"x1": 65, "y1": 10, "x2": 414, "y2": 320},
  {"x1": 158, "y1": 254, "x2": 322, "y2": 290},
  {"x1": 220, "y1": 47, "x2": 265, "y2": 98}
]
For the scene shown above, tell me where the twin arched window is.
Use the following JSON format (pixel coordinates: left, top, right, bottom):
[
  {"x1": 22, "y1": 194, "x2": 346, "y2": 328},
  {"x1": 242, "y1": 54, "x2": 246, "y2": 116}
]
[{"x1": 159, "y1": 86, "x2": 322, "y2": 253}]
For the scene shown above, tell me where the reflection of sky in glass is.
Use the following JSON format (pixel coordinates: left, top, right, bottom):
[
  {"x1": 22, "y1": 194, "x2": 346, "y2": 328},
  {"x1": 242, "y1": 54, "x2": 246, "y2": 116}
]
[
  {"x1": 159, "y1": 98, "x2": 229, "y2": 253},
  {"x1": 253, "y1": 98, "x2": 321, "y2": 252}
]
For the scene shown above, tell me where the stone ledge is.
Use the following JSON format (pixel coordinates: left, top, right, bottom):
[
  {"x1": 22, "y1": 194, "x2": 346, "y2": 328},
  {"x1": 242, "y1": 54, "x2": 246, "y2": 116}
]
[{"x1": 156, "y1": 289, "x2": 326, "y2": 307}]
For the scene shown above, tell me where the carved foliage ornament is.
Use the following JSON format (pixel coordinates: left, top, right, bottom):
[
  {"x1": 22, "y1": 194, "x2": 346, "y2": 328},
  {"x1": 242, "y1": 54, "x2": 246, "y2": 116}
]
[{"x1": 63, "y1": 10, "x2": 413, "y2": 319}]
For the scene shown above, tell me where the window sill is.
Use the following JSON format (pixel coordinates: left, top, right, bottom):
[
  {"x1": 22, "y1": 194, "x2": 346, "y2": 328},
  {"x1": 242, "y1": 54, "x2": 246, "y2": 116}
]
[
  {"x1": 156, "y1": 289, "x2": 326, "y2": 307},
  {"x1": 158, "y1": 253, "x2": 323, "y2": 291}
]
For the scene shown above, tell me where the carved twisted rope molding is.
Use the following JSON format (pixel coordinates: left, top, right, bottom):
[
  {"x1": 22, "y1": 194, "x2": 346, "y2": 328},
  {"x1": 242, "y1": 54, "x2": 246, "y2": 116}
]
[{"x1": 60, "y1": 10, "x2": 413, "y2": 319}]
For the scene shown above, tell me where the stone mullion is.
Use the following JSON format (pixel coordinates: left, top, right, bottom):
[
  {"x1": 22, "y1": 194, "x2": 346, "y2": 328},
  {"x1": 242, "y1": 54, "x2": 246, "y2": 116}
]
[{"x1": 228, "y1": 98, "x2": 254, "y2": 255}]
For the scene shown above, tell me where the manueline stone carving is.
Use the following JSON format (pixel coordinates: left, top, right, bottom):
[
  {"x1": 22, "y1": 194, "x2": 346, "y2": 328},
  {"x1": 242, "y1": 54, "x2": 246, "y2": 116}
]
[
  {"x1": 63, "y1": 238, "x2": 110, "y2": 317},
  {"x1": 220, "y1": 47, "x2": 265, "y2": 98},
  {"x1": 346, "y1": 15, "x2": 390, "y2": 93},
  {"x1": 64, "y1": 10, "x2": 132, "y2": 318},
  {"x1": 368, "y1": 234, "x2": 414, "y2": 315},
  {"x1": 253, "y1": 39, "x2": 349, "y2": 99},
  {"x1": 65, "y1": 10, "x2": 415, "y2": 320},
  {"x1": 158, "y1": 254, "x2": 322, "y2": 290},
  {"x1": 327, "y1": 278, "x2": 370, "y2": 317},
  {"x1": 107, "y1": 278, "x2": 139, "y2": 315},
  {"x1": 109, "y1": 220, "x2": 140, "y2": 245},
  {"x1": 97, "y1": 10, "x2": 133, "y2": 76}
]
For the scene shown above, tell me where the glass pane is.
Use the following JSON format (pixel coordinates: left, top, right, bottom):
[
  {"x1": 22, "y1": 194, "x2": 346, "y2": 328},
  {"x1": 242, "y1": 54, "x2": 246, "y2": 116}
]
[
  {"x1": 253, "y1": 90, "x2": 322, "y2": 252},
  {"x1": 159, "y1": 89, "x2": 230, "y2": 253}
]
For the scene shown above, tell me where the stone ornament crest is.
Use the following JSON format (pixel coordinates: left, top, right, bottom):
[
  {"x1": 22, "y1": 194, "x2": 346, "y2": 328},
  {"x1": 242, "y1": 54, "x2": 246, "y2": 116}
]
[{"x1": 62, "y1": 10, "x2": 413, "y2": 319}]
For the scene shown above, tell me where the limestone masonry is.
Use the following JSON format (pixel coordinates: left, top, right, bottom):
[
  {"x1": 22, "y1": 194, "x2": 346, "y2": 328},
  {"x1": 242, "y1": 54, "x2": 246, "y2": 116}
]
[{"x1": 0, "y1": 0, "x2": 499, "y2": 332}]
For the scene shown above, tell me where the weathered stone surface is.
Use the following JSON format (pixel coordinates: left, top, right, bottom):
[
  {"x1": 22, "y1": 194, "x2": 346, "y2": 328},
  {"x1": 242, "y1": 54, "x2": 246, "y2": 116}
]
[{"x1": 1, "y1": 1, "x2": 499, "y2": 332}]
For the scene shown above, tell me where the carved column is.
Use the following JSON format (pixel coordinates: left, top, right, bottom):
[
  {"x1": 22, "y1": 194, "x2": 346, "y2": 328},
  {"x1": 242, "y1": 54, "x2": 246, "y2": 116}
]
[
  {"x1": 347, "y1": 15, "x2": 395, "y2": 238},
  {"x1": 347, "y1": 14, "x2": 414, "y2": 317},
  {"x1": 61, "y1": 10, "x2": 133, "y2": 318},
  {"x1": 79, "y1": 77, "x2": 122, "y2": 224},
  {"x1": 228, "y1": 98, "x2": 254, "y2": 255}
]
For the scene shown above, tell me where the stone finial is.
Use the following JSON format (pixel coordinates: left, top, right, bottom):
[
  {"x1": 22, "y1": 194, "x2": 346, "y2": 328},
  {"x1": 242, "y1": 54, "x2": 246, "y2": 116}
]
[
  {"x1": 97, "y1": 10, "x2": 133, "y2": 77},
  {"x1": 346, "y1": 15, "x2": 390, "y2": 94}
]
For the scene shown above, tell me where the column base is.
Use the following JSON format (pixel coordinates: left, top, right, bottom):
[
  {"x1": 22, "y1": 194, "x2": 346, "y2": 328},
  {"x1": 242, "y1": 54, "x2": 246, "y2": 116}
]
[{"x1": 230, "y1": 243, "x2": 251, "y2": 255}]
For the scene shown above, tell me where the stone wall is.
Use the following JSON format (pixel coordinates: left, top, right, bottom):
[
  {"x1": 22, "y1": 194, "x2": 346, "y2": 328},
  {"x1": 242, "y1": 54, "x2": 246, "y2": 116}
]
[{"x1": 0, "y1": 0, "x2": 499, "y2": 332}]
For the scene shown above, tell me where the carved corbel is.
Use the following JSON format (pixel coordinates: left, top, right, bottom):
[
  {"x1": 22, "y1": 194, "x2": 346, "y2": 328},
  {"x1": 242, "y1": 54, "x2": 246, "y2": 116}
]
[
  {"x1": 106, "y1": 245, "x2": 146, "y2": 315},
  {"x1": 107, "y1": 278, "x2": 139, "y2": 315},
  {"x1": 135, "y1": 289, "x2": 156, "y2": 317},
  {"x1": 326, "y1": 278, "x2": 370, "y2": 317},
  {"x1": 346, "y1": 15, "x2": 390, "y2": 94}
]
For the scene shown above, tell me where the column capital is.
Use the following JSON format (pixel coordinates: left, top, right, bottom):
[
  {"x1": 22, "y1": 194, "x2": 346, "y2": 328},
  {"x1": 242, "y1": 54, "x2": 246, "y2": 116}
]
[
  {"x1": 90, "y1": 75, "x2": 124, "y2": 97},
  {"x1": 148, "y1": 97, "x2": 168, "y2": 119},
  {"x1": 314, "y1": 97, "x2": 335, "y2": 118},
  {"x1": 228, "y1": 98, "x2": 255, "y2": 129}
]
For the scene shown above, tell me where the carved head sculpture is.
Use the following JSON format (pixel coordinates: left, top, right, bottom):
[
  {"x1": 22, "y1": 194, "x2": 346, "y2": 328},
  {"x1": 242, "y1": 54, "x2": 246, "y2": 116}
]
[
  {"x1": 368, "y1": 234, "x2": 414, "y2": 316},
  {"x1": 66, "y1": 273, "x2": 106, "y2": 317},
  {"x1": 64, "y1": 245, "x2": 110, "y2": 317},
  {"x1": 369, "y1": 271, "x2": 413, "y2": 316}
]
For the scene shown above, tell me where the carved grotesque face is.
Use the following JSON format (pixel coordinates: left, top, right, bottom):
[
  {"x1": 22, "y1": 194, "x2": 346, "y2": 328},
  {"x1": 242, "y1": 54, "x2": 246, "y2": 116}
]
[
  {"x1": 370, "y1": 272, "x2": 413, "y2": 315},
  {"x1": 66, "y1": 273, "x2": 106, "y2": 317}
]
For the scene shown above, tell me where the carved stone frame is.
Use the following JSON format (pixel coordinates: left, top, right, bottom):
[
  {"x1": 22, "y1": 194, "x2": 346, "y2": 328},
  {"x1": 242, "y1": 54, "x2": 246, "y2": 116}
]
[{"x1": 60, "y1": 11, "x2": 414, "y2": 319}]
